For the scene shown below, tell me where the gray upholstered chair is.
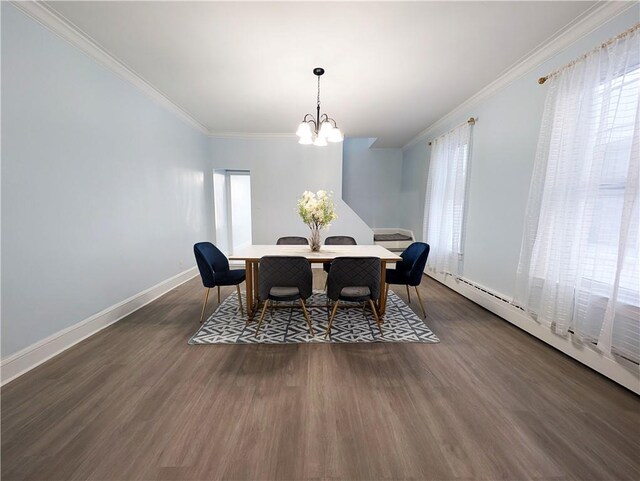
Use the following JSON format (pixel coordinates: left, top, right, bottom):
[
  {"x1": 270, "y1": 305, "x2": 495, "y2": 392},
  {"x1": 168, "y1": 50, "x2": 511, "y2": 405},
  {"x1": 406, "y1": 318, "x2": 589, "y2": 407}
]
[
  {"x1": 255, "y1": 256, "x2": 314, "y2": 336},
  {"x1": 323, "y1": 235, "x2": 357, "y2": 274},
  {"x1": 324, "y1": 235, "x2": 357, "y2": 245},
  {"x1": 325, "y1": 257, "x2": 383, "y2": 338},
  {"x1": 276, "y1": 236, "x2": 309, "y2": 245}
]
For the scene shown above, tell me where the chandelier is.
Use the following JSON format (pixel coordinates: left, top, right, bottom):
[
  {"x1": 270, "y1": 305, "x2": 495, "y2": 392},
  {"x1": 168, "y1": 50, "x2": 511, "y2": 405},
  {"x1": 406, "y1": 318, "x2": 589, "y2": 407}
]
[{"x1": 295, "y1": 67, "x2": 344, "y2": 146}]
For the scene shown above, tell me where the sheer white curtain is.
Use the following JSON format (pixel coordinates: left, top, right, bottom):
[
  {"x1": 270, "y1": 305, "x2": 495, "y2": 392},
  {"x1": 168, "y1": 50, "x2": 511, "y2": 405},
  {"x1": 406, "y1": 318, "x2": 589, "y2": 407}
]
[
  {"x1": 423, "y1": 123, "x2": 471, "y2": 276},
  {"x1": 516, "y1": 26, "x2": 640, "y2": 363}
]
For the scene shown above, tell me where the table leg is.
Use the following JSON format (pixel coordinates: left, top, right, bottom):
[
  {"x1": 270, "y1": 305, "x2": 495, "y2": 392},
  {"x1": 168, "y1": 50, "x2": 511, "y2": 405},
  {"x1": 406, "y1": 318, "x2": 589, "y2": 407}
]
[
  {"x1": 245, "y1": 260, "x2": 254, "y2": 320},
  {"x1": 253, "y1": 261, "x2": 260, "y2": 308},
  {"x1": 378, "y1": 260, "x2": 388, "y2": 317}
]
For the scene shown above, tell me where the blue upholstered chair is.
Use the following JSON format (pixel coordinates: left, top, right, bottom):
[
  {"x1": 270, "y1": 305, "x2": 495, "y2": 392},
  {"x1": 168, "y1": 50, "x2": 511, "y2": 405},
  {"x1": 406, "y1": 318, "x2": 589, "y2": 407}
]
[
  {"x1": 255, "y1": 256, "x2": 314, "y2": 337},
  {"x1": 193, "y1": 242, "x2": 246, "y2": 323},
  {"x1": 385, "y1": 242, "x2": 430, "y2": 318},
  {"x1": 325, "y1": 257, "x2": 383, "y2": 338}
]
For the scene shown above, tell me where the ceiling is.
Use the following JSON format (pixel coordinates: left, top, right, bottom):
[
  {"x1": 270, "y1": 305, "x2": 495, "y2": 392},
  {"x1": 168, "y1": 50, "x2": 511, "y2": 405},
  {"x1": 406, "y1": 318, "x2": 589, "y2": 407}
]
[{"x1": 45, "y1": 1, "x2": 597, "y2": 147}]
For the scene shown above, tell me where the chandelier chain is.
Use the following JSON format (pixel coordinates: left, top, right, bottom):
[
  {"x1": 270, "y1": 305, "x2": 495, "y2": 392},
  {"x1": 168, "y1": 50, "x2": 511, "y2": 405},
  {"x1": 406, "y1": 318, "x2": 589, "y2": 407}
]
[{"x1": 317, "y1": 75, "x2": 321, "y2": 108}]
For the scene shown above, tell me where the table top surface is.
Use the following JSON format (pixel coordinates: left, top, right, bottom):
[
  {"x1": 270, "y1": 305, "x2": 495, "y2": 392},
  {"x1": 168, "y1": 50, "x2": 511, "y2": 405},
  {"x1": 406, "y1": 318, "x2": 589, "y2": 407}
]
[{"x1": 229, "y1": 244, "x2": 402, "y2": 262}]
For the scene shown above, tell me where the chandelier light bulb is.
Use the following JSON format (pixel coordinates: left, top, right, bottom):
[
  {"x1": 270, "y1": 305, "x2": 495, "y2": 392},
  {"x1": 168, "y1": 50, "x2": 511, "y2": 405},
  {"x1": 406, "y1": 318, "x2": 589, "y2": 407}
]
[
  {"x1": 299, "y1": 135, "x2": 313, "y2": 145},
  {"x1": 319, "y1": 121, "x2": 334, "y2": 138},
  {"x1": 296, "y1": 122, "x2": 312, "y2": 138},
  {"x1": 313, "y1": 135, "x2": 328, "y2": 146},
  {"x1": 328, "y1": 128, "x2": 344, "y2": 143}
]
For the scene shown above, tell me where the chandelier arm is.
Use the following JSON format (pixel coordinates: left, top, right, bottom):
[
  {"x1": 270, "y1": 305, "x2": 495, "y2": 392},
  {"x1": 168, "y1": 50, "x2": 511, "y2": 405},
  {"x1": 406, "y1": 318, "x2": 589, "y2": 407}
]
[
  {"x1": 301, "y1": 117, "x2": 316, "y2": 132},
  {"x1": 324, "y1": 116, "x2": 338, "y2": 128}
]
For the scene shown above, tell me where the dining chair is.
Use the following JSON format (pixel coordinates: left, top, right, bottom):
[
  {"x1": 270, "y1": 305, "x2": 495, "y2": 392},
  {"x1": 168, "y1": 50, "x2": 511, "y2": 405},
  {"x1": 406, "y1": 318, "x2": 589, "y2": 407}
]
[
  {"x1": 255, "y1": 256, "x2": 315, "y2": 337},
  {"x1": 323, "y1": 236, "x2": 357, "y2": 274},
  {"x1": 325, "y1": 257, "x2": 383, "y2": 338},
  {"x1": 385, "y1": 242, "x2": 430, "y2": 318},
  {"x1": 276, "y1": 236, "x2": 309, "y2": 245},
  {"x1": 193, "y1": 242, "x2": 246, "y2": 323}
]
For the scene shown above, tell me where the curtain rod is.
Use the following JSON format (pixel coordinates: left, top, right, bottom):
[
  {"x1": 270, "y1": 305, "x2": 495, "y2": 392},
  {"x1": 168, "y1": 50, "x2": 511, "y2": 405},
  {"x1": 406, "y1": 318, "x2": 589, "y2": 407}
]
[
  {"x1": 428, "y1": 117, "x2": 476, "y2": 146},
  {"x1": 539, "y1": 23, "x2": 640, "y2": 85}
]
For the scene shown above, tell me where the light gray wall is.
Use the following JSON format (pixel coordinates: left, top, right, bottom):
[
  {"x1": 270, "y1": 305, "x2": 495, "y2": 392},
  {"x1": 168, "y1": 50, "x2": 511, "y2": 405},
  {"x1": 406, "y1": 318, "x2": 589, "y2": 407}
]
[
  {"x1": 1, "y1": 4, "x2": 212, "y2": 356},
  {"x1": 209, "y1": 137, "x2": 373, "y2": 245},
  {"x1": 399, "y1": 6, "x2": 640, "y2": 297},
  {"x1": 342, "y1": 138, "x2": 403, "y2": 228},
  {"x1": 399, "y1": 141, "x2": 427, "y2": 239}
]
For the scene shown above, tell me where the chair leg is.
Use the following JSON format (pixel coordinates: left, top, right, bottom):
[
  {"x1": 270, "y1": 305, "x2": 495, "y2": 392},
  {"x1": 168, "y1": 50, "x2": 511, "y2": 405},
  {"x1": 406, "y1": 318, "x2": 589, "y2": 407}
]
[
  {"x1": 199, "y1": 288, "x2": 211, "y2": 324},
  {"x1": 236, "y1": 284, "x2": 244, "y2": 315},
  {"x1": 369, "y1": 299, "x2": 384, "y2": 337},
  {"x1": 414, "y1": 286, "x2": 427, "y2": 318},
  {"x1": 324, "y1": 300, "x2": 340, "y2": 339},
  {"x1": 255, "y1": 300, "x2": 269, "y2": 337},
  {"x1": 380, "y1": 283, "x2": 390, "y2": 323},
  {"x1": 405, "y1": 284, "x2": 411, "y2": 303},
  {"x1": 217, "y1": 286, "x2": 221, "y2": 304},
  {"x1": 300, "y1": 299, "x2": 315, "y2": 336}
]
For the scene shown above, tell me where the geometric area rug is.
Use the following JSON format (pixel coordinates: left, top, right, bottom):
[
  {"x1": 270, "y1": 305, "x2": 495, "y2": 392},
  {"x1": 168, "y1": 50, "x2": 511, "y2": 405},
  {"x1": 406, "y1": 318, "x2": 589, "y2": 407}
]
[{"x1": 189, "y1": 290, "x2": 440, "y2": 344}]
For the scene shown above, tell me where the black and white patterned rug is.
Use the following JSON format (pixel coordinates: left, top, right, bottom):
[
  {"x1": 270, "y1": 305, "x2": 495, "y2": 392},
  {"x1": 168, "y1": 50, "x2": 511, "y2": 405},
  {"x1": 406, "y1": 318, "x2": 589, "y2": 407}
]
[{"x1": 188, "y1": 290, "x2": 439, "y2": 344}]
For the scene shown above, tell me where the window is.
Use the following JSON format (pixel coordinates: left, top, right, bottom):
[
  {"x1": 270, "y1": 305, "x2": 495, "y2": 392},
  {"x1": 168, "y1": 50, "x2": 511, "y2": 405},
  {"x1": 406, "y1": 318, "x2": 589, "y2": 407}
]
[
  {"x1": 584, "y1": 67, "x2": 640, "y2": 299},
  {"x1": 516, "y1": 28, "x2": 639, "y2": 362},
  {"x1": 423, "y1": 122, "x2": 471, "y2": 276}
]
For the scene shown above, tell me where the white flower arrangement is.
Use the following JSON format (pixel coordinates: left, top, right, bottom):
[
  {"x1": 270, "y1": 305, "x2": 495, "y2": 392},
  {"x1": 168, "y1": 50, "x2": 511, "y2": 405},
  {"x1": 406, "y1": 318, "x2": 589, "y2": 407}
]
[{"x1": 297, "y1": 190, "x2": 338, "y2": 228}]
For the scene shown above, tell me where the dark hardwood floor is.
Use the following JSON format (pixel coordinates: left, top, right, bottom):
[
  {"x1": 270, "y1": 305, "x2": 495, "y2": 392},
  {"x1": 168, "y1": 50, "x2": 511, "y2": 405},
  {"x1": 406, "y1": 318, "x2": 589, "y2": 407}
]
[{"x1": 2, "y1": 273, "x2": 639, "y2": 481}]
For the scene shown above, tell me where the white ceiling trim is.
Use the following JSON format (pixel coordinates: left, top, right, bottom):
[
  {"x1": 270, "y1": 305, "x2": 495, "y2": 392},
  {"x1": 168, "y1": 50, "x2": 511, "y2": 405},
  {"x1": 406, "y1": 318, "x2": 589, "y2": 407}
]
[
  {"x1": 209, "y1": 132, "x2": 298, "y2": 140},
  {"x1": 10, "y1": 0, "x2": 211, "y2": 136},
  {"x1": 401, "y1": 1, "x2": 635, "y2": 152}
]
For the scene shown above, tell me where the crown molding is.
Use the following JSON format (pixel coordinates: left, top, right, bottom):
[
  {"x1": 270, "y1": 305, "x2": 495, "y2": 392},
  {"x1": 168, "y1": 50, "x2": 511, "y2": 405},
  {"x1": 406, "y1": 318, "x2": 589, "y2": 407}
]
[
  {"x1": 402, "y1": 1, "x2": 637, "y2": 151},
  {"x1": 208, "y1": 131, "x2": 298, "y2": 140},
  {"x1": 10, "y1": 1, "x2": 210, "y2": 136},
  {"x1": 9, "y1": 1, "x2": 324, "y2": 142}
]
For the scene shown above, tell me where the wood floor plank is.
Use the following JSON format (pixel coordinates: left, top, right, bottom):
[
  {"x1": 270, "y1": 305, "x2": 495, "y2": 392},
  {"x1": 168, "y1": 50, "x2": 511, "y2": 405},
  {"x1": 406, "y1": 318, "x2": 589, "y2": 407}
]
[{"x1": 1, "y1": 273, "x2": 638, "y2": 481}]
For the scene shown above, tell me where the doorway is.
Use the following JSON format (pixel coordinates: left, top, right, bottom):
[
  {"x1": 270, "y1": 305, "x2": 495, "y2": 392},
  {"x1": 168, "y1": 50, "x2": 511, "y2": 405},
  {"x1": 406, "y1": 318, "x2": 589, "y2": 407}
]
[{"x1": 213, "y1": 170, "x2": 252, "y2": 255}]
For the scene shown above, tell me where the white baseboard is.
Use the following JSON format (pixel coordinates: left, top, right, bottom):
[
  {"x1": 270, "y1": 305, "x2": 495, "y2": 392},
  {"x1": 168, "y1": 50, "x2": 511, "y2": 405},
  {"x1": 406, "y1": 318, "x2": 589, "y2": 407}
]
[
  {"x1": 0, "y1": 267, "x2": 199, "y2": 386},
  {"x1": 427, "y1": 271, "x2": 640, "y2": 395}
]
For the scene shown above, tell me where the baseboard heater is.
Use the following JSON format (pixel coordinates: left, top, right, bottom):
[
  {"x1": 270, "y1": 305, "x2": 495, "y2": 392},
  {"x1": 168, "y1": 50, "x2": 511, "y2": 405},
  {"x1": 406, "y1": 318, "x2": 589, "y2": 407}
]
[
  {"x1": 449, "y1": 274, "x2": 639, "y2": 368},
  {"x1": 455, "y1": 276, "x2": 523, "y2": 309}
]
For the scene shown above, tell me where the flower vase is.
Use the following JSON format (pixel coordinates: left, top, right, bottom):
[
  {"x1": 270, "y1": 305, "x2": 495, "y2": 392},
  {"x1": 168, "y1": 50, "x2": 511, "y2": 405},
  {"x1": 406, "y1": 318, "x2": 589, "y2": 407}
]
[{"x1": 309, "y1": 227, "x2": 322, "y2": 252}]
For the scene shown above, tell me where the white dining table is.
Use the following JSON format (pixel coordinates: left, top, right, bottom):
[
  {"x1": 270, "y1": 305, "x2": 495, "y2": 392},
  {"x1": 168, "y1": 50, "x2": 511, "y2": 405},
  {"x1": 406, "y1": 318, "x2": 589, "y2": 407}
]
[{"x1": 230, "y1": 244, "x2": 402, "y2": 320}]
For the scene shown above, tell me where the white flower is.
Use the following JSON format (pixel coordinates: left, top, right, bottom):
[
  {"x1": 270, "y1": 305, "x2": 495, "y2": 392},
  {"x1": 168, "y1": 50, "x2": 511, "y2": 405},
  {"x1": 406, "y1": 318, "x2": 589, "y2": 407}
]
[{"x1": 297, "y1": 189, "x2": 338, "y2": 227}]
